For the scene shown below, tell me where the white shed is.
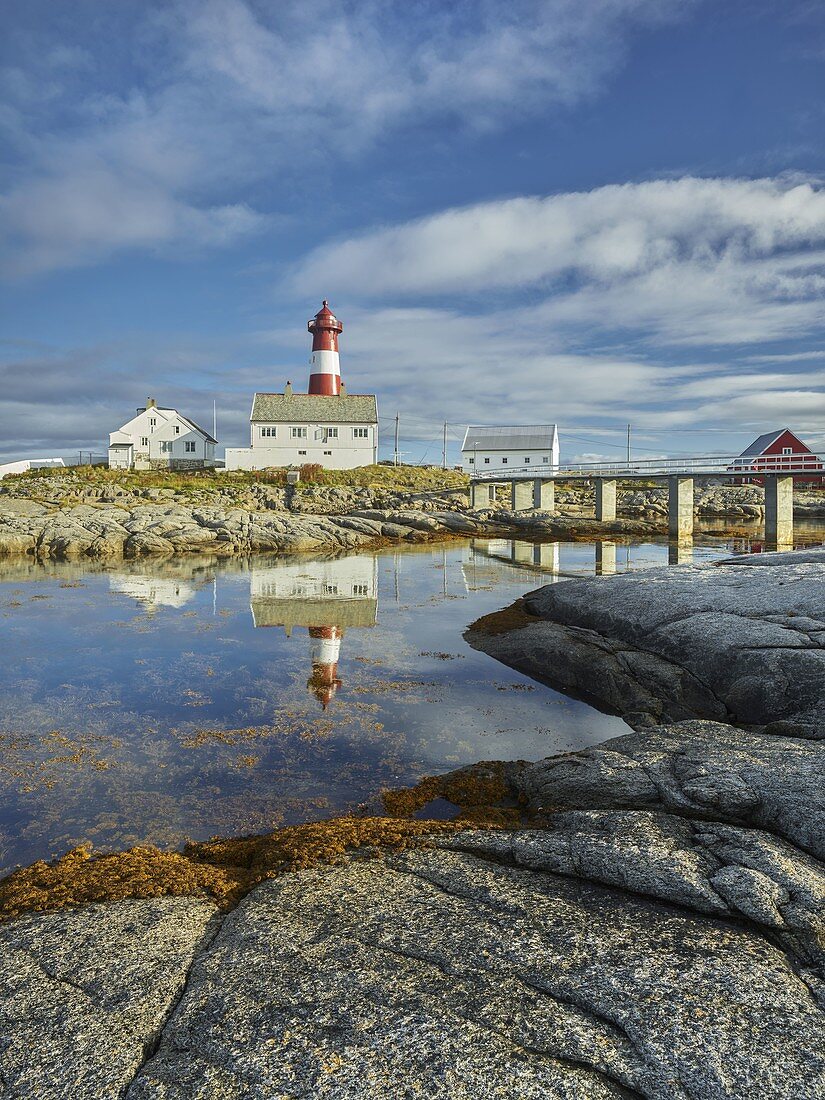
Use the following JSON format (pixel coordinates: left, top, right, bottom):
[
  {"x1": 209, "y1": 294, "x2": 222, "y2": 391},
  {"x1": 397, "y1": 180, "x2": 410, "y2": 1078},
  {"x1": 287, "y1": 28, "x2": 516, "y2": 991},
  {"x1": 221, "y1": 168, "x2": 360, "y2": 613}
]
[{"x1": 461, "y1": 425, "x2": 559, "y2": 474}]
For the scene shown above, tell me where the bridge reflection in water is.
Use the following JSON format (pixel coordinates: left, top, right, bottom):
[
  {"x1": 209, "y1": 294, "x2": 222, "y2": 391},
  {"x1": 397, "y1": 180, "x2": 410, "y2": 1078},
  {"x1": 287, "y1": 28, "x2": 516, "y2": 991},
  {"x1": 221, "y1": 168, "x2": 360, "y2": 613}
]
[{"x1": 249, "y1": 556, "x2": 378, "y2": 708}]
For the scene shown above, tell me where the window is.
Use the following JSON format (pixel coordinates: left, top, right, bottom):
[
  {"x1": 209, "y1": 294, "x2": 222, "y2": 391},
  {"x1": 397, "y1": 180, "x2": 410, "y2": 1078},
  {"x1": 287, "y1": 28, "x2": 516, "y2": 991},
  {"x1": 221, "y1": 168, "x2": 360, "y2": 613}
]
[
  {"x1": 260, "y1": 427, "x2": 277, "y2": 438},
  {"x1": 781, "y1": 447, "x2": 793, "y2": 455},
  {"x1": 160, "y1": 441, "x2": 173, "y2": 453},
  {"x1": 298, "y1": 449, "x2": 307, "y2": 455},
  {"x1": 149, "y1": 418, "x2": 156, "y2": 430},
  {"x1": 140, "y1": 437, "x2": 149, "y2": 447},
  {"x1": 543, "y1": 456, "x2": 549, "y2": 463},
  {"x1": 323, "y1": 450, "x2": 332, "y2": 455},
  {"x1": 353, "y1": 584, "x2": 369, "y2": 596},
  {"x1": 353, "y1": 427, "x2": 369, "y2": 439},
  {"x1": 175, "y1": 425, "x2": 180, "y2": 435},
  {"x1": 291, "y1": 426, "x2": 308, "y2": 439},
  {"x1": 484, "y1": 457, "x2": 490, "y2": 464},
  {"x1": 185, "y1": 441, "x2": 196, "y2": 453},
  {"x1": 467, "y1": 457, "x2": 474, "y2": 465},
  {"x1": 323, "y1": 584, "x2": 339, "y2": 595},
  {"x1": 325, "y1": 427, "x2": 339, "y2": 439},
  {"x1": 502, "y1": 457, "x2": 508, "y2": 464},
  {"x1": 524, "y1": 457, "x2": 531, "y2": 464}
]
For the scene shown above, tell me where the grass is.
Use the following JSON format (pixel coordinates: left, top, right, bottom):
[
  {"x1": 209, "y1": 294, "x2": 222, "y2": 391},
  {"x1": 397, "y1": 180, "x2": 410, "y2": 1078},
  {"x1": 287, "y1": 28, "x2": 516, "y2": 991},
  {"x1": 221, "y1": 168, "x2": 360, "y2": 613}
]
[{"x1": 5, "y1": 463, "x2": 468, "y2": 496}]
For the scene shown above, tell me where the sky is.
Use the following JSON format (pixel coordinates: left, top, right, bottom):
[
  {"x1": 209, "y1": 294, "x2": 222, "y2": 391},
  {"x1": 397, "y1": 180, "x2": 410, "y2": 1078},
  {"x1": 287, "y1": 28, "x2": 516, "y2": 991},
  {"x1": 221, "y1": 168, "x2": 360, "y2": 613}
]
[{"x1": 1, "y1": 0, "x2": 824, "y2": 465}]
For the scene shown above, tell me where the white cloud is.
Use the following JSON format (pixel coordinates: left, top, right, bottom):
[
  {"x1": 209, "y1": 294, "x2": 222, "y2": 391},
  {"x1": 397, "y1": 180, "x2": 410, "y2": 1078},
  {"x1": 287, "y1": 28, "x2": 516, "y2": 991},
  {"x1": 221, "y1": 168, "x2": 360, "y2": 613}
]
[
  {"x1": 0, "y1": 0, "x2": 690, "y2": 276},
  {"x1": 290, "y1": 177, "x2": 825, "y2": 350}
]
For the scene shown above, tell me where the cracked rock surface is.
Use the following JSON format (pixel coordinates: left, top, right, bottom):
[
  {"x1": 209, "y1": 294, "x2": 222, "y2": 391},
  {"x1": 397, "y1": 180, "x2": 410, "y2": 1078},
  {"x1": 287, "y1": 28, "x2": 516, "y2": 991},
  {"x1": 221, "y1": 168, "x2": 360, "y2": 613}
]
[
  {"x1": 467, "y1": 550, "x2": 825, "y2": 737},
  {"x1": 1, "y1": 722, "x2": 823, "y2": 1098},
  {"x1": 128, "y1": 842, "x2": 824, "y2": 1099},
  {"x1": 0, "y1": 898, "x2": 219, "y2": 1099}
]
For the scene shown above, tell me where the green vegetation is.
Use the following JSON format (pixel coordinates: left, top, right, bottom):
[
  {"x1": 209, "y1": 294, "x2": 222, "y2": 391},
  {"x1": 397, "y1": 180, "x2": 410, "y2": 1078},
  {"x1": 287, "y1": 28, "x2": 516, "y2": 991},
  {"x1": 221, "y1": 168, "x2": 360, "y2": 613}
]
[{"x1": 6, "y1": 463, "x2": 468, "y2": 495}]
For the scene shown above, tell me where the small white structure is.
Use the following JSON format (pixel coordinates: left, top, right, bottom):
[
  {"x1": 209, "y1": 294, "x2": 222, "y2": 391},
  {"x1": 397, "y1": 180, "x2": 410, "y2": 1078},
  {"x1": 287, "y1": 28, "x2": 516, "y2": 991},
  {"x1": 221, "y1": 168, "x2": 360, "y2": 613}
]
[
  {"x1": 225, "y1": 387, "x2": 378, "y2": 471},
  {"x1": 0, "y1": 458, "x2": 65, "y2": 479},
  {"x1": 109, "y1": 399, "x2": 217, "y2": 470},
  {"x1": 461, "y1": 425, "x2": 559, "y2": 474}
]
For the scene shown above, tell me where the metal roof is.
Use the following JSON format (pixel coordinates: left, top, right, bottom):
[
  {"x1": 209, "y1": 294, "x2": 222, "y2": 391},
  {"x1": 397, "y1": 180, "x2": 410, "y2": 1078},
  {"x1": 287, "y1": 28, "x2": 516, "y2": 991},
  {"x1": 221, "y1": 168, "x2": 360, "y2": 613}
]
[
  {"x1": 737, "y1": 429, "x2": 808, "y2": 457},
  {"x1": 461, "y1": 424, "x2": 558, "y2": 452},
  {"x1": 251, "y1": 393, "x2": 378, "y2": 424}
]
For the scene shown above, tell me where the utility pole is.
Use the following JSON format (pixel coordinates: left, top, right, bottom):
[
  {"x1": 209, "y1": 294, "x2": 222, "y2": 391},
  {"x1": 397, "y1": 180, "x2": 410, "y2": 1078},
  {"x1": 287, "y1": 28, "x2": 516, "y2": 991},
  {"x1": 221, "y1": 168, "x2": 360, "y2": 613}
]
[
  {"x1": 442, "y1": 421, "x2": 447, "y2": 470},
  {"x1": 626, "y1": 423, "x2": 631, "y2": 465},
  {"x1": 394, "y1": 414, "x2": 400, "y2": 467}
]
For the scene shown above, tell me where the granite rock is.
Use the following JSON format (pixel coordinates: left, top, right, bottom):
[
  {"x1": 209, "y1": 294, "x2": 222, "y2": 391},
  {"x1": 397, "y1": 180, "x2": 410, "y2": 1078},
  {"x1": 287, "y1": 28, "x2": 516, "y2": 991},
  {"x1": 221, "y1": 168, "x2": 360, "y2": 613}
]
[
  {"x1": 0, "y1": 898, "x2": 218, "y2": 1100},
  {"x1": 467, "y1": 550, "x2": 825, "y2": 736}
]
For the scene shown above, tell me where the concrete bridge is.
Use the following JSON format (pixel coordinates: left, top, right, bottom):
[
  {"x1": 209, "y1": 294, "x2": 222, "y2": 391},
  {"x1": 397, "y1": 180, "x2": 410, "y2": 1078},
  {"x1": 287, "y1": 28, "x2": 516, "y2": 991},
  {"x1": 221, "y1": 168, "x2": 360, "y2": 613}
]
[{"x1": 469, "y1": 452, "x2": 825, "y2": 548}]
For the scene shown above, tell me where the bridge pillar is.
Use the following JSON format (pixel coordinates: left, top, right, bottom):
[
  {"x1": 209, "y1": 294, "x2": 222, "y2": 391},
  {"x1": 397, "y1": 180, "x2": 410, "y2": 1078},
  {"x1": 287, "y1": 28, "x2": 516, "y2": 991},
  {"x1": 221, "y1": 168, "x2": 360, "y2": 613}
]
[
  {"x1": 595, "y1": 541, "x2": 616, "y2": 575},
  {"x1": 533, "y1": 479, "x2": 554, "y2": 511},
  {"x1": 511, "y1": 480, "x2": 533, "y2": 511},
  {"x1": 470, "y1": 482, "x2": 493, "y2": 509},
  {"x1": 595, "y1": 478, "x2": 617, "y2": 522},
  {"x1": 668, "y1": 477, "x2": 694, "y2": 540},
  {"x1": 765, "y1": 475, "x2": 794, "y2": 549}
]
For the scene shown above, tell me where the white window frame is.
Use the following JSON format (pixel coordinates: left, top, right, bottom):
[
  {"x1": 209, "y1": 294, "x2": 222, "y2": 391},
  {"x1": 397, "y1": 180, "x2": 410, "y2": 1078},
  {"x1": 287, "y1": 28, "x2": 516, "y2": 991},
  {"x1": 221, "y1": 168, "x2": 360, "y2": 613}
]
[
  {"x1": 353, "y1": 427, "x2": 369, "y2": 439},
  {"x1": 260, "y1": 426, "x2": 277, "y2": 438},
  {"x1": 184, "y1": 441, "x2": 197, "y2": 453},
  {"x1": 291, "y1": 426, "x2": 308, "y2": 439}
]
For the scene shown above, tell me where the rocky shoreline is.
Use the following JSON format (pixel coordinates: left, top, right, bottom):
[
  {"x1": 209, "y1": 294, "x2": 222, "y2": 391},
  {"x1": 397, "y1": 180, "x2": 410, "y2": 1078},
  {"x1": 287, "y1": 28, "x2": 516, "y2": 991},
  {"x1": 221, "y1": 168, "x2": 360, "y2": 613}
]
[
  {"x1": 0, "y1": 550, "x2": 823, "y2": 1097},
  {"x1": 467, "y1": 548, "x2": 825, "y2": 739},
  {"x1": 1, "y1": 473, "x2": 822, "y2": 560}
]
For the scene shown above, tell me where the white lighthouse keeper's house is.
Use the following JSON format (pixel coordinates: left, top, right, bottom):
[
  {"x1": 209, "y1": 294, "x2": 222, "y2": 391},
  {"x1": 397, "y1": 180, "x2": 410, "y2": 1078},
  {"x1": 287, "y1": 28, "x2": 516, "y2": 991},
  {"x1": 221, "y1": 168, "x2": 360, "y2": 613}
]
[
  {"x1": 461, "y1": 425, "x2": 559, "y2": 474},
  {"x1": 225, "y1": 301, "x2": 378, "y2": 471},
  {"x1": 108, "y1": 399, "x2": 217, "y2": 470}
]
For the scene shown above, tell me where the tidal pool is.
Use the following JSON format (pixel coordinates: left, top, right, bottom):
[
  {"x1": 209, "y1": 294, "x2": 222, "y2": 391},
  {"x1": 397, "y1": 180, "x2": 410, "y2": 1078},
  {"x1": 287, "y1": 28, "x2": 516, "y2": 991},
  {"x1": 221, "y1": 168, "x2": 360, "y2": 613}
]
[{"x1": 0, "y1": 531, "x2": 820, "y2": 872}]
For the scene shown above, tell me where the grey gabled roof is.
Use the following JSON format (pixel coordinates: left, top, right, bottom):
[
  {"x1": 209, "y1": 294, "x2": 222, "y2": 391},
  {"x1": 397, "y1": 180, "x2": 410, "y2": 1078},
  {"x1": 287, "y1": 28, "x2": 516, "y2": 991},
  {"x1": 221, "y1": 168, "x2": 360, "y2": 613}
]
[
  {"x1": 251, "y1": 393, "x2": 378, "y2": 424},
  {"x1": 461, "y1": 424, "x2": 558, "y2": 452},
  {"x1": 737, "y1": 428, "x2": 806, "y2": 457}
]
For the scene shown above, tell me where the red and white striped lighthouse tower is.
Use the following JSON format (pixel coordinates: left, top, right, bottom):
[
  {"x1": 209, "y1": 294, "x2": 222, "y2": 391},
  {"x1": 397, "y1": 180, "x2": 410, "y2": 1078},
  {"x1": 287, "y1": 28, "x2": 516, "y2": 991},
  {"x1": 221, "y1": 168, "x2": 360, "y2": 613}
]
[
  {"x1": 307, "y1": 300, "x2": 343, "y2": 396},
  {"x1": 307, "y1": 625, "x2": 343, "y2": 708}
]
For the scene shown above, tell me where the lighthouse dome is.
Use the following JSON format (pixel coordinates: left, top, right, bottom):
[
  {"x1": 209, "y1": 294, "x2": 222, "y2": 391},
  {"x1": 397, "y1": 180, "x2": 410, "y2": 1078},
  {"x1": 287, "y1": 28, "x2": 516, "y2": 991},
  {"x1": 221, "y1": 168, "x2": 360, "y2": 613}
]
[{"x1": 308, "y1": 299, "x2": 343, "y2": 334}]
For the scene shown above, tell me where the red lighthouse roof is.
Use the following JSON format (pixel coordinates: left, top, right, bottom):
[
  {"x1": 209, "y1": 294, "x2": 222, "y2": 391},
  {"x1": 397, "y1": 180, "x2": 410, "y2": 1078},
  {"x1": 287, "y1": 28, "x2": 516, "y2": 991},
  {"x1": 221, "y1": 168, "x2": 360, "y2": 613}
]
[{"x1": 307, "y1": 299, "x2": 343, "y2": 335}]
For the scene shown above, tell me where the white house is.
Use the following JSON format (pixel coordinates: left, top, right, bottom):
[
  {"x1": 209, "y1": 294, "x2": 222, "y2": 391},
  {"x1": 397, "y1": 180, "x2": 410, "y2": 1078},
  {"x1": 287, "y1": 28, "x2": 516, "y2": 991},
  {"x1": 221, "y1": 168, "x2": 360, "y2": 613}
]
[
  {"x1": 108, "y1": 399, "x2": 217, "y2": 470},
  {"x1": 225, "y1": 386, "x2": 378, "y2": 471},
  {"x1": 461, "y1": 425, "x2": 559, "y2": 474}
]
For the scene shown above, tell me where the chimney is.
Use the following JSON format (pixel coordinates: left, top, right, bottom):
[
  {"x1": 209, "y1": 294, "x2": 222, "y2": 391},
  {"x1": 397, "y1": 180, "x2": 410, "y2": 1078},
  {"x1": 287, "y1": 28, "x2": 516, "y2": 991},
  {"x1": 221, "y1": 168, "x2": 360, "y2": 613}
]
[
  {"x1": 146, "y1": 398, "x2": 157, "y2": 409},
  {"x1": 284, "y1": 381, "x2": 293, "y2": 397},
  {"x1": 339, "y1": 381, "x2": 346, "y2": 397}
]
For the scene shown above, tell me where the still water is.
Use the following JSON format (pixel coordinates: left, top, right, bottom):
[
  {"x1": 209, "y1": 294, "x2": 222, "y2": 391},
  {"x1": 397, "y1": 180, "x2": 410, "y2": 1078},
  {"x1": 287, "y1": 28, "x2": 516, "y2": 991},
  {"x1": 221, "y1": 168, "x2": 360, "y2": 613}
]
[{"x1": 0, "y1": 532, "x2": 819, "y2": 872}]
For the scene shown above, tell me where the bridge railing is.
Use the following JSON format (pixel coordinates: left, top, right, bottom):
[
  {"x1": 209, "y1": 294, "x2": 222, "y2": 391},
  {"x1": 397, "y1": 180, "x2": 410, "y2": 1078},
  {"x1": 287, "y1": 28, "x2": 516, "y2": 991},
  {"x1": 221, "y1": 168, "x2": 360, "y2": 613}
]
[{"x1": 470, "y1": 452, "x2": 825, "y2": 481}]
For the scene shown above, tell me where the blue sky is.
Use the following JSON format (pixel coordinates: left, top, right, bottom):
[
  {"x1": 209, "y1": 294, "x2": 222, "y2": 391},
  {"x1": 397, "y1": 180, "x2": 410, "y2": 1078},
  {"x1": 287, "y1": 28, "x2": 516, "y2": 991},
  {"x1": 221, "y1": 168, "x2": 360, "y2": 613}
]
[{"x1": 1, "y1": 0, "x2": 824, "y2": 464}]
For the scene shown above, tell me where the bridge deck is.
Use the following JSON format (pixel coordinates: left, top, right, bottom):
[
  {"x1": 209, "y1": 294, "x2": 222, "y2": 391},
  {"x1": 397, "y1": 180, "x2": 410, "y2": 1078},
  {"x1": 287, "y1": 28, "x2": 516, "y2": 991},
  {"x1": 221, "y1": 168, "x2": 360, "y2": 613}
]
[{"x1": 469, "y1": 453, "x2": 825, "y2": 483}]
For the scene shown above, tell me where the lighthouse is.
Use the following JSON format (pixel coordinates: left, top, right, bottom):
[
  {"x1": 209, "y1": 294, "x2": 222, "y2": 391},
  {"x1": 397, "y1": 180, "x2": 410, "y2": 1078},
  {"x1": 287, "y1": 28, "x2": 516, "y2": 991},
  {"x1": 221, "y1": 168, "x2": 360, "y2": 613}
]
[
  {"x1": 224, "y1": 298, "x2": 378, "y2": 470},
  {"x1": 307, "y1": 300, "x2": 343, "y2": 396},
  {"x1": 307, "y1": 625, "x2": 343, "y2": 708}
]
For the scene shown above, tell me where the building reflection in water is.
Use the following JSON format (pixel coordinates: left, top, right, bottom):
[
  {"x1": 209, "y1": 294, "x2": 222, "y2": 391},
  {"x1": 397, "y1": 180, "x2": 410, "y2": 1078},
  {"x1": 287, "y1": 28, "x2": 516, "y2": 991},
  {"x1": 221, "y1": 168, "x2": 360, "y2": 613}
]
[
  {"x1": 249, "y1": 555, "x2": 378, "y2": 708},
  {"x1": 109, "y1": 572, "x2": 201, "y2": 610}
]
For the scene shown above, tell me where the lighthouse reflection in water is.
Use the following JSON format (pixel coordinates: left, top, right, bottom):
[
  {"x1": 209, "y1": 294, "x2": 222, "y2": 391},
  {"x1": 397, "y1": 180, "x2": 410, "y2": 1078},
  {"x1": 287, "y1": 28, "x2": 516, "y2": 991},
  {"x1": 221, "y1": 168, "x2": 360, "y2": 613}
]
[{"x1": 250, "y1": 556, "x2": 378, "y2": 708}]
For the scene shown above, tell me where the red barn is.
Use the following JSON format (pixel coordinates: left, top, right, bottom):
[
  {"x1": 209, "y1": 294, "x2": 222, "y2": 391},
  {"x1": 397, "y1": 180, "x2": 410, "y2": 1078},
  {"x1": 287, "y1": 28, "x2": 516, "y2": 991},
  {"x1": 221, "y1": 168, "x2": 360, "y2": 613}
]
[{"x1": 730, "y1": 428, "x2": 823, "y2": 486}]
